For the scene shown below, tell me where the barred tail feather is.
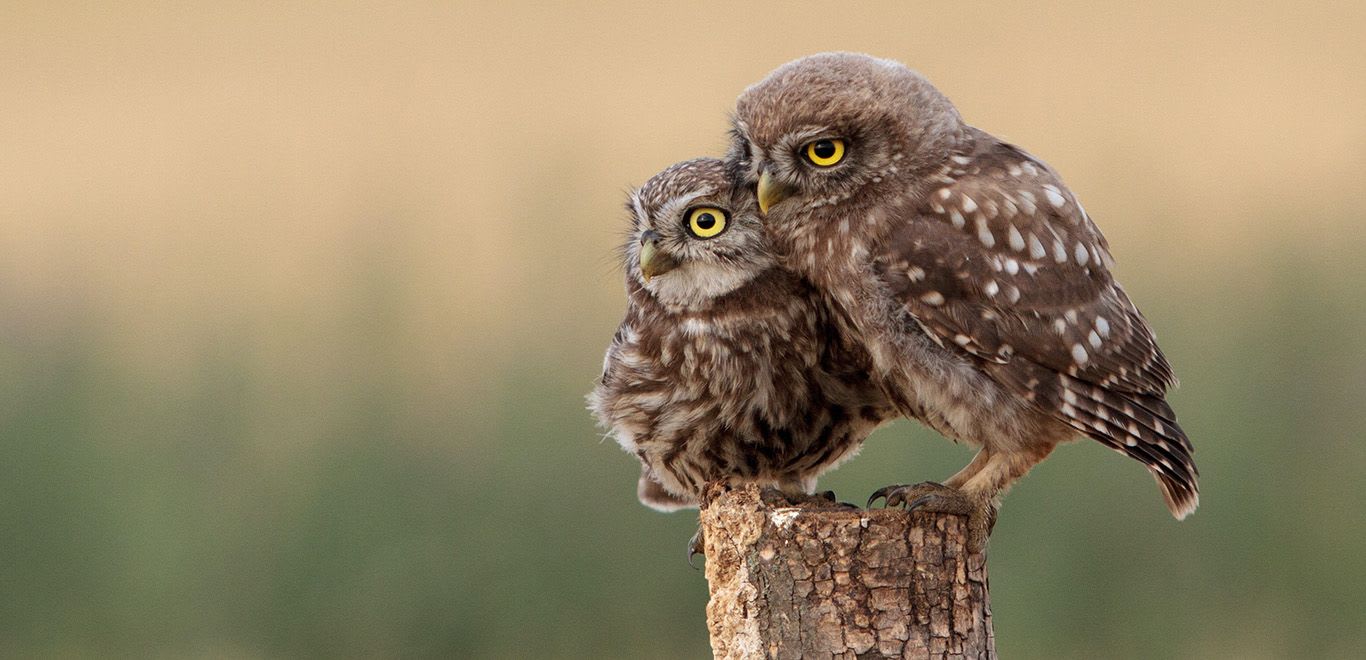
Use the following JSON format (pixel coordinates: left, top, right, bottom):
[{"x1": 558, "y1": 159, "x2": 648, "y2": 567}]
[
  {"x1": 1154, "y1": 467, "x2": 1199, "y2": 520},
  {"x1": 1054, "y1": 374, "x2": 1200, "y2": 520}
]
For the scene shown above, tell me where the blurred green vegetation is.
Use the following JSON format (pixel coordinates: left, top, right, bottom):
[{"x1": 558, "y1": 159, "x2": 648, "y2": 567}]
[
  {"x1": 3, "y1": 2, "x2": 1365, "y2": 658},
  {"x1": 4, "y1": 237, "x2": 1365, "y2": 658}
]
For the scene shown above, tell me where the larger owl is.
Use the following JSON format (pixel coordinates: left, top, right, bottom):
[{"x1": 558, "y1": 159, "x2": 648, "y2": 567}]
[
  {"x1": 727, "y1": 53, "x2": 1198, "y2": 551},
  {"x1": 590, "y1": 157, "x2": 894, "y2": 511}
]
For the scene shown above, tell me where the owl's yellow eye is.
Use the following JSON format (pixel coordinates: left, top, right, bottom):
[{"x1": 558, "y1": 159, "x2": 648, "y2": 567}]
[
  {"x1": 686, "y1": 207, "x2": 728, "y2": 239},
  {"x1": 804, "y1": 138, "x2": 846, "y2": 167}
]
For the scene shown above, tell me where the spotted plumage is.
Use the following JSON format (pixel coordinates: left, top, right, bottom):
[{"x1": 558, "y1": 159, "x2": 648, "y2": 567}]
[
  {"x1": 729, "y1": 53, "x2": 1198, "y2": 549},
  {"x1": 589, "y1": 158, "x2": 894, "y2": 509}
]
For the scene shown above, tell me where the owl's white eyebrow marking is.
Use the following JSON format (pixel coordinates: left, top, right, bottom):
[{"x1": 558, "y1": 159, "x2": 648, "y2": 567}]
[
  {"x1": 655, "y1": 188, "x2": 715, "y2": 226},
  {"x1": 631, "y1": 193, "x2": 649, "y2": 228},
  {"x1": 778, "y1": 125, "x2": 837, "y2": 153}
]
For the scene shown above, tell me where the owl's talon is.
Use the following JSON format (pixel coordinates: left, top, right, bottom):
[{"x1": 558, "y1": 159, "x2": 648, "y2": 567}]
[
  {"x1": 867, "y1": 482, "x2": 943, "y2": 509},
  {"x1": 867, "y1": 484, "x2": 898, "y2": 508},
  {"x1": 687, "y1": 529, "x2": 705, "y2": 569}
]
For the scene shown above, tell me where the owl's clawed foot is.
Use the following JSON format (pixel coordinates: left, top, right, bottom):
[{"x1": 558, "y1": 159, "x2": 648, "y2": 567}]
[
  {"x1": 687, "y1": 528, "x2": 705, "y2": 569},
  {"x1": 868, "y1": 482, "x2": 994, "y2": 553},
  {"x1": 867, "y1": 482, "x2": 951, "y2": 509}
]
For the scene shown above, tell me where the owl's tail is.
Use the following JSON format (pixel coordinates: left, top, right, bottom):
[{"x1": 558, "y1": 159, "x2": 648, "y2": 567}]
[
  {"x1": 1153, "y1": 461, "x2": 1200, "y2": 520},
  {"x1": 1054, "y1": 374, "x2": 1200, "y2": 520}
]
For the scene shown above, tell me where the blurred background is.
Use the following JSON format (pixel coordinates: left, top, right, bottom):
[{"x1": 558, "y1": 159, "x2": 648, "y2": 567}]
[{"x1": 2, "y1": 1, "x2": 1364, "y2": 657}]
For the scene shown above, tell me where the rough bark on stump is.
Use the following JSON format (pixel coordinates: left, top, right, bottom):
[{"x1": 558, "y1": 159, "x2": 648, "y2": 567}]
[{"x1": 700, "y1": 484, "x2": 995, "y2": 659}]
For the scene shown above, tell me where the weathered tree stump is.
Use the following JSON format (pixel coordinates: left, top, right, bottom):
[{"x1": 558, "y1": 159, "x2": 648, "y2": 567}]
[{"x1": 700, "y1": 484, "x2": 995, "y2": 659}]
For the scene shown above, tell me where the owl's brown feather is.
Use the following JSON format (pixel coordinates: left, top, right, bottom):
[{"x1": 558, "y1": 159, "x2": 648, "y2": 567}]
[
  {"x1": 874, "y1": 134, "x2": 1196, "y2": 516},
  {"x1": 596, "y1": 269, "x2": 890, "y2": 504}
]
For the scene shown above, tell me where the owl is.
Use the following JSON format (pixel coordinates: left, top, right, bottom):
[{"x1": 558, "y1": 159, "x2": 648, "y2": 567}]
[
  {"x1": 726, "y1": 53, "x2": 1198, "y2": 551},
  {"x1": 589, "y1": 157, "x2": 894, "y2": 512}
]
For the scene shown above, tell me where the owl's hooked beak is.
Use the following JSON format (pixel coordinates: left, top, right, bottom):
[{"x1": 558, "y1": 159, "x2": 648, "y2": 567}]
[
  {"x1": 757, "y1": 169, "x2": 796, "y2": 214},
  {"x1": 638, "y1": 231, "x2": 679, "y2": 283}
]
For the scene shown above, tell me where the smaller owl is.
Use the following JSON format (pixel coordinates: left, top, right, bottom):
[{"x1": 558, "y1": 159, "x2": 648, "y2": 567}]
[{"x1": 589, "y1": 158, "x2": 894, "y2": 510}]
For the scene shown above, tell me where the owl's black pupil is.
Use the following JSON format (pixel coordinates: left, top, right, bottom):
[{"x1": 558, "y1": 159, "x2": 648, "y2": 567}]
[
  {"x1": 695, "y1": 213, "x2": 716, "y2": 230},
  {"x1": 813, "y1": 140, "x2": 836, "y2": 159}
]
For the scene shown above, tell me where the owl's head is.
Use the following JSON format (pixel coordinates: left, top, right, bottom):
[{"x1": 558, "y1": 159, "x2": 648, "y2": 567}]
[
  {"x1": 727, "y1": 52, "x2": 964, "y2": 220},
  {"x1": 625, "y1": 158, "x2": 773, "y2": 309}
]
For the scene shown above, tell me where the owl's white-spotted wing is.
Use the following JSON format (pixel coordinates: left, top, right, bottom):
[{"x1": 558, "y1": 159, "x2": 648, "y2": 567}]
[{"x1": 875, "y1": 140, "x2": 1197, "y2": 516}]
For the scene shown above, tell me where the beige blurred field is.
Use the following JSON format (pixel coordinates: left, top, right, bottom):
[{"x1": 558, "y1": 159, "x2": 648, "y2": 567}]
[{"x1": 3, "y1": 2, "x2": 1365, "y2": 658}]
